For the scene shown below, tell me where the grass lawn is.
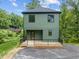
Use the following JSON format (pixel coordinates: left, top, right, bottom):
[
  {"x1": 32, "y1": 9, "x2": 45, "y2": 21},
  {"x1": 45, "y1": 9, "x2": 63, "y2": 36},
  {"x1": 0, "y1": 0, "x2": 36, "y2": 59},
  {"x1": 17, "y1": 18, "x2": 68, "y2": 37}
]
[
  {"x1": 70, "y1": 43, "x2": 79, "y2": 46},
  {"x1": 0, "y1": 39, "x2": 20, "y2": 59},
  {"x1": 65, "y1": 43, "x2": 79, "y2": 46}
]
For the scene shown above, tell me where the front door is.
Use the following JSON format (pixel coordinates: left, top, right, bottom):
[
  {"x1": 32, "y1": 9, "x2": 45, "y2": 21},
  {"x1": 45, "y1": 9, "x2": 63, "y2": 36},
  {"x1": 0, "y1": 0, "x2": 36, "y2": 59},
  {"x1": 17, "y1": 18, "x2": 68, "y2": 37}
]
[{"x1": 30, "y1": 31, "x2": 35, "y2": 40}]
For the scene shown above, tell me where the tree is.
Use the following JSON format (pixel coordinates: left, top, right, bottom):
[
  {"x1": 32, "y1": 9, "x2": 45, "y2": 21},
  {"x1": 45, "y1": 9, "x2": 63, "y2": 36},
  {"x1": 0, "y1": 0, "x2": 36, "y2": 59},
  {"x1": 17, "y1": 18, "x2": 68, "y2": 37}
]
[
  {"x1": 0, "y1": 9, "x2": 23, "y2": 29},
  {"x1": 66, "y1": 0, "x2": 79, "y2": 39},
  {"x1": 0, "y1": 9, "x2": 11, "y2": 29},
  {"x1": 60, "y1": 0, "x2": 79, "y2": 43},
  {"x1": 26, "y1": 0, "x2": 40, "y2": 9},
  {"x1": 60, "y1": 3, "x2": 68, "y2": 42},
  {"x1": 10, "y1": 13, "x2": 23, "y2": 28}
]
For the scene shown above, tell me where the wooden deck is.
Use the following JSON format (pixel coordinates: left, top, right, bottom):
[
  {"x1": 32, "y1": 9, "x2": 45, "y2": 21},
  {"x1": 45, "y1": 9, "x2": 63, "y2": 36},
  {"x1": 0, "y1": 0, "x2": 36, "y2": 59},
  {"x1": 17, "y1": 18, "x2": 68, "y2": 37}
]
[{"x1": 20, "y1": 40, "x2": 63, "y2": 48}]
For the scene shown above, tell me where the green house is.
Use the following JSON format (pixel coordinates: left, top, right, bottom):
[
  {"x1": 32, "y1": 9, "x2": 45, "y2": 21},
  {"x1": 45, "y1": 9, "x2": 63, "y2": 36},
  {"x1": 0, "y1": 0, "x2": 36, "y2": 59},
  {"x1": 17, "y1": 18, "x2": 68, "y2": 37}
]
[{"x1": 22, "y1": 7, "x2": 61, "y2": 42}]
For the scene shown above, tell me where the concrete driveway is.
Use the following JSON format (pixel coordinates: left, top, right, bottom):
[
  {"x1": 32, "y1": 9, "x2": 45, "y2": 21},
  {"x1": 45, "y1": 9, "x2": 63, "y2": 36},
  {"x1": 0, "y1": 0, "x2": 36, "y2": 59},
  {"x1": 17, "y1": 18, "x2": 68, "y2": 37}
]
[{"x1": 13, "y1": 44, "x2": 79, "y2": 59}]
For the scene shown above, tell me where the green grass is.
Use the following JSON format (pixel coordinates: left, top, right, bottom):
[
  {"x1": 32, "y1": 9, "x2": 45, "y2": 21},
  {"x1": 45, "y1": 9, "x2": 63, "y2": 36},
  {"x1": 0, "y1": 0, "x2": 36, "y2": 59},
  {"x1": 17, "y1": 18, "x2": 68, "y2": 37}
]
[
  {"x1": 0, "y1": 39, "x2": 20, "y2": 59},
  {"x1": 0, "y1": 29, "x2": 22, "y2": 59},
  {"x1": 70, "y1": 43, "x2": 79, "y2": 46},
  {"x1": 66, "y1": 43, "x2": 79, "y2": 46}
]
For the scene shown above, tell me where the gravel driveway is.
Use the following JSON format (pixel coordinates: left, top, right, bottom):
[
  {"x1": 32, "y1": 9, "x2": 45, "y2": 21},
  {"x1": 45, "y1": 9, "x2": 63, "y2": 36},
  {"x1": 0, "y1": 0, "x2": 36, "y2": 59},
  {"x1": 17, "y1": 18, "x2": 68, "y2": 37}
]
[{"x1": 12, "y1": 44, "x2": 79, "y2": 59}]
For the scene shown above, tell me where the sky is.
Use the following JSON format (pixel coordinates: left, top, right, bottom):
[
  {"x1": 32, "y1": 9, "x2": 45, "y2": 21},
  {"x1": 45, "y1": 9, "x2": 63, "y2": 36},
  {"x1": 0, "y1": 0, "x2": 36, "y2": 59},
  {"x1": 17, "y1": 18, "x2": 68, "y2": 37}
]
[{"x1": 0, "y1": 0, "x2": 63, "y2": 16}]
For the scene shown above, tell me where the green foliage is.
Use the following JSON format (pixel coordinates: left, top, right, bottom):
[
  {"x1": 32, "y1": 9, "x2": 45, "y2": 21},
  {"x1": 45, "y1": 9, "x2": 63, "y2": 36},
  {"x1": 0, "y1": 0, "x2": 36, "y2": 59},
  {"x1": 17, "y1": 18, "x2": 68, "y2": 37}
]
[
  {"x1": 0, "y1": 29, "x2": 22, "y2": 58},
  {"x1": 0, "y1": 29, "x2": 22, "y2": 44},
  {"x1": 0, "y1": 7, "x2": 23, "y2": 59},
  {"x1": 26, "y1": 0, "x2": 40, "y2": 9},
  {"x1": 17, "y1": 30, "x2": 23, "y2": 39},
  {"x1": 60, "y1": 0, "x2": 79, "y2": 43},
  {"x1": 0, "y1": 9, "x2": 23, "y2": 29},
  {"x1": 0, "y1": 30, "x2": 15, "y2": 43},
  {"x1": 0, "y1": 40, "x2": 19, "y2": 58},
  {"x1": 65, "y1": 37, "x2": 78, "y2": 43},
  {"x1": 10, "y1": 13, "x2": 23, "y2": 28}
]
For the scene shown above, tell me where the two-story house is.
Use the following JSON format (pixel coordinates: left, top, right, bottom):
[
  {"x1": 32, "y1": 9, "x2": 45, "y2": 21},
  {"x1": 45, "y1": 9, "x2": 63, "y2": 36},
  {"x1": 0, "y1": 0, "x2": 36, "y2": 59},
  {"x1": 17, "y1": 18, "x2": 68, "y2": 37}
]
[{"x1": 22, "y1": 6, "x2": 61, "y2": 42}]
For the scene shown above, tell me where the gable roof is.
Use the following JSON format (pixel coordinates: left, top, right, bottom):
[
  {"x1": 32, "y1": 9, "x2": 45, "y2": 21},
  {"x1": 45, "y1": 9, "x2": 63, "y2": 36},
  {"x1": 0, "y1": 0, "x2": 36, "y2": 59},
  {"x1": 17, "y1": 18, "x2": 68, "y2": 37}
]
[{"x1": 22, "y1": 6, "x2": 61, "y2": 14}]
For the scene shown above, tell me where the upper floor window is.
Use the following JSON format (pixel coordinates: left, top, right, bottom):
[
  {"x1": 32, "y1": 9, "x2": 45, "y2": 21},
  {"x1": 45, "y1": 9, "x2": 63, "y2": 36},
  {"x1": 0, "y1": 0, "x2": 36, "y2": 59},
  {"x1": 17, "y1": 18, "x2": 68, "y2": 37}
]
[
  {"x1": 48, "y1": 15, "x2": 54, "y2": 23},
  {"x1": 29, "y1": 15, "x2": 35, "y2": 23}
]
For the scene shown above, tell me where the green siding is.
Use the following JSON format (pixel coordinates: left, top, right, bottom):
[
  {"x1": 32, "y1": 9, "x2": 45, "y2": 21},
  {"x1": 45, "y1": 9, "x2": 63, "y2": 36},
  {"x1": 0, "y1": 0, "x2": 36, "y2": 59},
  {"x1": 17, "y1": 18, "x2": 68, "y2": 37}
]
[{"x1": 23, "y1": 14, "x2": 59, "y2": 41}]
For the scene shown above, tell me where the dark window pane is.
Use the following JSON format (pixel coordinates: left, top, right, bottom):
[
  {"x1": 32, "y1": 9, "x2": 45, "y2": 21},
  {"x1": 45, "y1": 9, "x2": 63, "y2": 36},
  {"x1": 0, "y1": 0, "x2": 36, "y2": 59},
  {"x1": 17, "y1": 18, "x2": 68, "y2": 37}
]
[
  {"x1": 29, "y1": 15, "x2": 35, "y2": 22},
  {"x1": 48, "y1": 30, "x2": 52, "y2": 36},
  {"x1": 48, "y1": 15, "x2": 54, "y2": 22}
]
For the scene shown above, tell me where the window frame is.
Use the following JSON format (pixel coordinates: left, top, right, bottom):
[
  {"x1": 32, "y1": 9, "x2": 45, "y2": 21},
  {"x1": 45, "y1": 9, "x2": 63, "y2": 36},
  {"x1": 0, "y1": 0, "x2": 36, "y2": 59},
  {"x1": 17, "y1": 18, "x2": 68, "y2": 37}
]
[
  {"x1": 48, "y1": 30, "x2": 52, "y2": 36},
  {"x1": 29, "y1": 14, "x2": 35, "y2": 23},
  {"x1": 48, "y1": 14, "x2": 54, "y2": 23}
]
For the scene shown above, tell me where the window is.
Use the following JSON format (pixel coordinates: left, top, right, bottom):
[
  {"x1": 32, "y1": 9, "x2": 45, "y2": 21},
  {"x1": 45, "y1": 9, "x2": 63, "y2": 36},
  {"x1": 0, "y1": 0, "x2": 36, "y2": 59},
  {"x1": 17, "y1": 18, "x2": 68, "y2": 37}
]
[
  {"x1": 29, "y1": 15, "x2": 35, "y2": 22},
  {"x1": 48, "y1": 15, "x2": 54, "y2": 22},
  {"x1": 48, "y1": 30, "x2": 52, "y2": 36}
]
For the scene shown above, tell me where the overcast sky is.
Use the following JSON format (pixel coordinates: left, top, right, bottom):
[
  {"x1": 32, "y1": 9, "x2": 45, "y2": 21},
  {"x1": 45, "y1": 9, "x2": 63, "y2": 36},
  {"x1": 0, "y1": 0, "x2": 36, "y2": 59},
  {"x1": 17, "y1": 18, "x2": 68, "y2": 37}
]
[{"x1": 0, "y1": 0, "x2": 63, "y2": 15}]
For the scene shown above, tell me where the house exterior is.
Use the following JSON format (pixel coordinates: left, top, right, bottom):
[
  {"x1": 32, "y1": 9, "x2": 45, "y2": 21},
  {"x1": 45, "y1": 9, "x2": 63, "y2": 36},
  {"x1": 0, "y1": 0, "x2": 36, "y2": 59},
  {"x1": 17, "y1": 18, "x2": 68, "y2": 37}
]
[{"x1": 22, "y1": 7, "x2": 61, "y2": 42}]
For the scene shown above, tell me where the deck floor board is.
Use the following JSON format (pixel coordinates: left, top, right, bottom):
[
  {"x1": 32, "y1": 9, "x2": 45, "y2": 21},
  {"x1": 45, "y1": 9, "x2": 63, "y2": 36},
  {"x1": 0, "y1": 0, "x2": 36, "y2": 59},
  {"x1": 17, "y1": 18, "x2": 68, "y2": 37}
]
[{"x1": 20, "y1": 40, "x2": 63, "y2": 48}]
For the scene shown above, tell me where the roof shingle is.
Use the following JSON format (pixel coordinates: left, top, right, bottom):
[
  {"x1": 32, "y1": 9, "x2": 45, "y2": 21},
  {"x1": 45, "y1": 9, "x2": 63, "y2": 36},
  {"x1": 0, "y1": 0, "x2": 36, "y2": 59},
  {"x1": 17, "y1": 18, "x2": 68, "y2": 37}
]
[{"x1": 22, "y1": 6, "x2": 61, "y2": 14}]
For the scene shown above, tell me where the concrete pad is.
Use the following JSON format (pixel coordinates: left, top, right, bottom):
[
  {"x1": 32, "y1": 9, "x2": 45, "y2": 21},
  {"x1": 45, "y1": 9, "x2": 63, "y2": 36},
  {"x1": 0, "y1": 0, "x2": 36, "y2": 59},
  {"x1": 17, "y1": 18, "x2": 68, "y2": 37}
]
[{"x1": 12, "y1": 44, "x2": 79, "y2": 59}]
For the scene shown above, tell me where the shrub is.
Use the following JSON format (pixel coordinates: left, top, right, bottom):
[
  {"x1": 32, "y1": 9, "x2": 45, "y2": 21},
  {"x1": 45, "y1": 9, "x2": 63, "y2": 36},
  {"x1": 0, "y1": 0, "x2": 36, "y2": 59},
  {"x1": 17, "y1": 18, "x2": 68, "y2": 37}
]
[
  {"x1": 65, "y1": 37, "x2": 79, "y2": 43},
  {"x1": 0, "y1": 29, "x2": 19, "y2": 44}
]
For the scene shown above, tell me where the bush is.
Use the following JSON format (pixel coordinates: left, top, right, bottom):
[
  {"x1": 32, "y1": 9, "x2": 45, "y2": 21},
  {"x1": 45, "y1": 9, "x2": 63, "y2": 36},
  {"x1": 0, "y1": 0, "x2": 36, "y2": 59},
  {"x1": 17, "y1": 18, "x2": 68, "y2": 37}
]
[
  {"x1": 0, "y1": 39, "x2": 4, "y2": 44},
  {"x1": 65, "y1": 37, "x2": 79, "y2": 43},
  {"x1": 0, "y1": 29, "x2": 20, "y2": 44}
]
